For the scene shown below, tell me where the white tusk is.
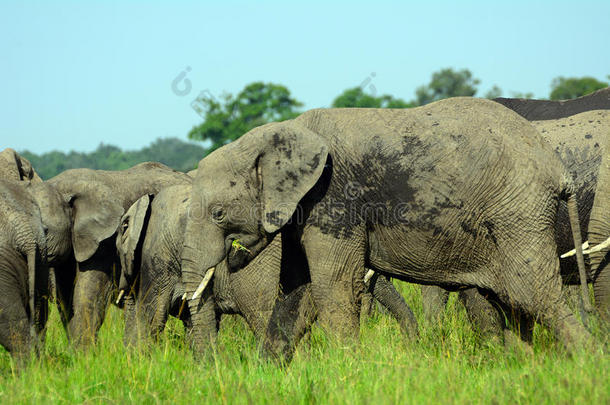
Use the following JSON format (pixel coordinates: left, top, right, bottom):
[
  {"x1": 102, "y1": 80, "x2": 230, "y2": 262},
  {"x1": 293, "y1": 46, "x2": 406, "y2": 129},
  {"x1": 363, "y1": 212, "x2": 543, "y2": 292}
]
[
  {"x1": 191, "y1": 267, "x2": 215, "y2": 300},
  {"x1": 181, "y1": 292, "x2": 187, "y2": 302},
  {"x1": 560, "y1": 241, "x2": 589, "y2": 258},
  {"x1": 364, "y1": 269, "x2": 375, "y2": 284},
  {"x1": 115, "y1": 289, "x2": 125, "y2": 305},
  {"x1": 582, "y1": 236, "x2": 610, "y2": 255}
]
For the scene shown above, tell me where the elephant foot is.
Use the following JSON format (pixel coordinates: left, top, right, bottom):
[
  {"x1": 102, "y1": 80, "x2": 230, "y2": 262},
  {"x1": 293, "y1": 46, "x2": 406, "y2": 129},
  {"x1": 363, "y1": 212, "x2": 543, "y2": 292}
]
[{"x1": 503, "y1": 329, "x2": 534, "y2": 356}]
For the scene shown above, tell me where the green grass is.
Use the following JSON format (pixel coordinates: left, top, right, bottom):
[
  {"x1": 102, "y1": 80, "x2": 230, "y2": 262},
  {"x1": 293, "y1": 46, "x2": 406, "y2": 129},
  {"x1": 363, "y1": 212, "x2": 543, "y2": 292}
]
[{"x1": 0, "y1": 283, "x2": 607, "y2": 404}]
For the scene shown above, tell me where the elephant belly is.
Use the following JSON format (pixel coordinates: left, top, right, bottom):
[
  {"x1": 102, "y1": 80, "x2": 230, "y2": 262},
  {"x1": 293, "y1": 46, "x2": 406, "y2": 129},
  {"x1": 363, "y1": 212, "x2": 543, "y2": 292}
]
[{"x1": 366, "y1": 223, "x2": 496, "y2": 289}]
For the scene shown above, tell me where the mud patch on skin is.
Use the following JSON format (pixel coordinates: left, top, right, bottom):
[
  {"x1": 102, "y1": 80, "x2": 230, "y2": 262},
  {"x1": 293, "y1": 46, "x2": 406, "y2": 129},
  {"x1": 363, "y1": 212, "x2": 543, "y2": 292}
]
[{"x1": 309, "y1": 133, "x2": 464, "y2": 239}]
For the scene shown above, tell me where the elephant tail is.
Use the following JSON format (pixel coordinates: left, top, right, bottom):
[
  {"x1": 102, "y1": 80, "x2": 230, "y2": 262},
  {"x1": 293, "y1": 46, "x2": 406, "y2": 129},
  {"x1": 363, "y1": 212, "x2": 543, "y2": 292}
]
[{"x1": 565, "y1": 192, "x2": 594, "y2": 313}]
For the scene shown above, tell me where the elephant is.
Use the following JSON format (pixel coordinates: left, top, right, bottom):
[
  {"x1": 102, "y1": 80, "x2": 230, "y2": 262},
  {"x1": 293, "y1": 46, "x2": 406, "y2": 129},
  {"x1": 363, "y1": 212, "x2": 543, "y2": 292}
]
[
  {"x1": 0, "y1": 148, "x2": 42, "y2": 183},
  {"x1": 116, "y1": 184, "x2": 418, "y2": 351},
  {"x1": 180, "y1": 97, "x2": 591, "y2": 360},
  {"x1": 0, "y1": 178, "x2": 72, "y2": 363},
  {"x1": 423, "y1": 94, "x2": 610, "y2": 333},
  {"x1": 493, "y1": 87, "x2": 610, "y2": 120},
  {"x1": 44, "y1": 162, "x2": 191, "y2": 347}
]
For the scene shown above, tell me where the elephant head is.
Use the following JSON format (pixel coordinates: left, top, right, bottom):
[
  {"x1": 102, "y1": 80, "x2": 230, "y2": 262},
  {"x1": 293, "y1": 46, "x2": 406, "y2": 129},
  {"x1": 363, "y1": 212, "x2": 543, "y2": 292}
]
[
  {"x1": 46, "y1": 163, "x2": 190, "y2": 346},
  {"x1": 181, "y1": 121, "x2": 328, "y2": 350},
  {"x1": 26, "y1": 182, "x2": 73, "y2": 266},
  {"x1": 116, "y1": 194, "x2": 152, "y2": 298}
]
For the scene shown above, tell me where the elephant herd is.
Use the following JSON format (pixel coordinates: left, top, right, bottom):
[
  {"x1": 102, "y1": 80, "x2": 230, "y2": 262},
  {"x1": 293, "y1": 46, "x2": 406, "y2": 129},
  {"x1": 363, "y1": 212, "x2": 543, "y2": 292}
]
[{"x1": 0, "y1": 90, "x2": 608, "y2": 365}]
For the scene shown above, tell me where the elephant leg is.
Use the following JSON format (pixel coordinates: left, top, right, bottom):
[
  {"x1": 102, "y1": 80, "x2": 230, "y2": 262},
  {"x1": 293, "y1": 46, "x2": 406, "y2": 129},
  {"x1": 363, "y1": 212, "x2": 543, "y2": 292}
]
[
  {"x1": 264, "y1": 283, "x2": 317, "y2": 362},
  {"x1": 421, "y1": 285, "x2": 450, "y2": 323},
  {"x1": 52, "y1": 260, "x2": 77, "y2": 333},
  {"x1": 0, "y1": 290, "x2": 31, "y2": 365},
  {"x1": 369, "y1": 274, "x2": 418, "y2": 340},
  {"x1": 499, "y1": 248, "x2": 591, "y2": 352},
  {"x1": 592, "y1": 253, "x2": 610, "y2": 323},
  {"x1": 464, "y1": 289, "x2": 534, "y2": 353},
  {"x1": 302, "y1": 226, "x2": 366, "y2": 341},
  {"x1": 68, "y1": 243, "x2": 116, "y2": 347},
  {"x1": 458, "y1": 288, "x2": 504, "y2": 341},
  {"x1": 263, "y1": 235, "x2": 316, "y2": 361}
]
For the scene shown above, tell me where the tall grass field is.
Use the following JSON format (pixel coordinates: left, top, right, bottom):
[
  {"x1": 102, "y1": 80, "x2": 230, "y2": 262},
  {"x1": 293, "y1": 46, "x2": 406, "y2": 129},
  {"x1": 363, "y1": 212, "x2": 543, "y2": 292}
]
[{"x1": 0, "y1": 283, "x2": 607, "y2": 404}]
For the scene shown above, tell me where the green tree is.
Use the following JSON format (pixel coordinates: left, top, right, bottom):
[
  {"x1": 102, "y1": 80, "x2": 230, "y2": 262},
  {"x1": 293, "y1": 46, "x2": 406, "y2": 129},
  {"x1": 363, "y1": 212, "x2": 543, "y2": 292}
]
[
  {"x1": 549, "y1": 76, "x2": 608, "y2": 100},
  {"x1": 414, "y1": 68, "x2": 480, "y2": 106},
  {"x1": 188, "y1": 82, "x2": 303, "y2": 152},
  {"x1": 484, "y1": 85, "x2": 503, "y2": 99},
  {"x1": 510, "y1": 91, "x2": 535, "y2": 99},
  {"x1": 21, "y1": 138, "x2": 207, "y2": 179},
  {"x1": 332, "y1": 87, "x2": 412, "y2": 108}
]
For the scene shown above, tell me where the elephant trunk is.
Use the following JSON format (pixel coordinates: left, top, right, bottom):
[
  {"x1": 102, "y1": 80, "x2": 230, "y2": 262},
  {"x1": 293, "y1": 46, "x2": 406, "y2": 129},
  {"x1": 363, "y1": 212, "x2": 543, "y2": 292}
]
[
  {"x1": 588, "y1": 155, "x2": 610, "y2": 321},
  {"x1": 566, "y1": 194, "x2": 593, "y2": 313},
  {"x1": 181, "y1": 231, "x2": 219, "y2": 354}
]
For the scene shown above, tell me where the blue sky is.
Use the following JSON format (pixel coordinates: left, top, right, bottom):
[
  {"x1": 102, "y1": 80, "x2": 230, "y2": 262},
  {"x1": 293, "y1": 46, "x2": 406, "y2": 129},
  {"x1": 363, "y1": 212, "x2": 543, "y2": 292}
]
[{"x1": 1, "y1": 0, "x2": 609, "y2": 154}]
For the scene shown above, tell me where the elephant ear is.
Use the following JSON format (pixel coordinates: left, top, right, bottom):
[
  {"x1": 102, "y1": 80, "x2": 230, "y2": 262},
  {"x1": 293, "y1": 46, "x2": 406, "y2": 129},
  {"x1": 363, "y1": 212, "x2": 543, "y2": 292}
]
[
  {"x1": 0, "y1": 148, "x2": 42, "y2": 182},
  {"x1": 69, "y1": 183, "x2": 125, "y2": 262},
  {"x1": 15, "y1": 151, "x2": 42, "y2": 183},
  {"x1": 116, "y1": 194, "x2": 152, "y2": 288},
  {"x1": 259, "y1": 122, "x2": 329, "y2": 233}
]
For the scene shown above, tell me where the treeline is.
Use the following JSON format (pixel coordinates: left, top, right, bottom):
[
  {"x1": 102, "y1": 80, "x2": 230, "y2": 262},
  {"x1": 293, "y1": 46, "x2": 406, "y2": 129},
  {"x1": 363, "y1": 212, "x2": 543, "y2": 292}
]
[
  {"x1": 21, "y1": 68, "x2": 608, "y2": 179},
  {"x1": 22, "y1": 138, "x2": 206, "y2": 180},
  {"x1": 187, "y1": 69, "x2": 609, "y2": 152}
]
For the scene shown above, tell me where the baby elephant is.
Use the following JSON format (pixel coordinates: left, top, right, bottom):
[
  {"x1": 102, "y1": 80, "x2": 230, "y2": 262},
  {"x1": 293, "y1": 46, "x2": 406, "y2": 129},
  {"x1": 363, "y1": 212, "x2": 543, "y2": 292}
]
[{"x1": 116, "y1": 184, "x2": 418, "y2": 348}]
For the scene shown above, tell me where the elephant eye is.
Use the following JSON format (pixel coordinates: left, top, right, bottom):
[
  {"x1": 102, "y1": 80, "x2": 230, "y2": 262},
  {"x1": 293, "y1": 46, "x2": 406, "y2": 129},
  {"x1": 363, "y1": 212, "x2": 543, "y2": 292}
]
[{"x1": 211, "y1": 206, "x2": 226, "y2": 223}]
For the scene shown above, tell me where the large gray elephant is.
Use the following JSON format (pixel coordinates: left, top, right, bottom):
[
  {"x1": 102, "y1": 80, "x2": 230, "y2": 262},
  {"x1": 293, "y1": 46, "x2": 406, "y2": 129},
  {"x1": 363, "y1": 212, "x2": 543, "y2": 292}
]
[
  {"x1": 423, "y1": 92, "x2": 610, "y2": 331},
  {"x1": 0, "y1": 150, "x2": 72, "y2": 362},
  {"x1": 116, "y1": 184, "x2": 418, "y2": 351},
  {"x1": 0, "y1": 180, "x2": 48, "y2": 362},
  {"x1": 0, "y1": 179, "x2": 72, "y2": 362},
  {"x1": 45, "y1": 162, "x2": 191, "y2": 346},
  {"x1": 180, "y1": 97, "x2": 591, "y2": 359}
]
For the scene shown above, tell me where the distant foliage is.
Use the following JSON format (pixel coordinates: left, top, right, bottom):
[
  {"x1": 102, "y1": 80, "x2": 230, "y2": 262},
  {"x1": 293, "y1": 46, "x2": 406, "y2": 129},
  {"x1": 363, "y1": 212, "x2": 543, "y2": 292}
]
[
  {"x1": 332, "y1": 87, "x2": 413, "y2": 108},
  {"x1": 509, "y1": 91, "x2": 535, "y2": 99},
  {"x1": 414, "y1": 68, "x2": 480, "y2": 105},
  {"x1": 549, "y1": 76, "x2": 608, "y2": 100},
  {"x1": 21, "y1": 73, "x2": 610, "y2": 179},
  {"x1": 483, "y1": 85, "x2": 503, "y2": 99},
  {"x1": 188, "y1": 82, "x2": 303, "y2": 152},
  {"x1": 21, "y1": 138, "x2": 207, "y2": 180}
]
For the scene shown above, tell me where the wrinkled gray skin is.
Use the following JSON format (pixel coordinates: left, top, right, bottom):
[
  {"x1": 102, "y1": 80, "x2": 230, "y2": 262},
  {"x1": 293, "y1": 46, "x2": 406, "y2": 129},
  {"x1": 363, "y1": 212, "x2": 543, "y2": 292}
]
[
  {"x1": 0, "y1": 151, "x2": 71, "y2": 362},
  {"x1": 423, "y1": 92, "x2": 610, "y2": 334},
  {"x1": 117, "y1": 185, "x2": 417, "y2": 351},
  {"x1": 181, "y1": 97, "x2": 590, "y2": 360},
  {"x1": 46, "y1": 162, "x2": 190, "y2": 347},
  {"x1": 0, "y1": 148, "x2": 42, "y2": 183},
  {"x1": 0, "y1": 180, "x2": 48, "y2": 362}
]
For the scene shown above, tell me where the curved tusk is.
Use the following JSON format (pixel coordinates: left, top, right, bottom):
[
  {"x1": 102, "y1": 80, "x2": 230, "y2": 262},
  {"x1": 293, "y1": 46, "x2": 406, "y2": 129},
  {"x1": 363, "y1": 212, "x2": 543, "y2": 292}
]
[
  {"x1": 181, "y1": 292, "x2": 187, "y2": 301},
  {"x1": 191, "y1": 267, "x2": 215, "y2": 300},
  {"x1": 115, "y1": 289, "x2": 125, "y2": 305},
  {"x1": 363, "y1": 269, "x2": 375, "y2": 284},
  {"x1": 560, "y1": 241, "x2": 589, "y2": 258},
  {"x1": 583, "y1": 236, "x2": 610, "y2": 255}
]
